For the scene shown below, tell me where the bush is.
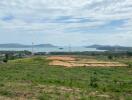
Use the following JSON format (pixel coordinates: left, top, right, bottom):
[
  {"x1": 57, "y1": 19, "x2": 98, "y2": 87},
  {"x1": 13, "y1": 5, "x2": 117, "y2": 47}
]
[
  {"x1": 108, "y1": 55, "x2": 113, "y2": 60},
  {"x1": 3, "y1": 54, "x2": 9, "y2": 63},
  {"x1": 128, "y1": 63, "x2": 132, "y2": 68},
  {"x1": 0, "y1": 90, "x2": 14, "y2": 97},
  {"x1": 90, "y1": 72, "x2": 98, "y2": 88},
  {"x1": 3, "y1": 59, "x2": 8, "y2": 63}
]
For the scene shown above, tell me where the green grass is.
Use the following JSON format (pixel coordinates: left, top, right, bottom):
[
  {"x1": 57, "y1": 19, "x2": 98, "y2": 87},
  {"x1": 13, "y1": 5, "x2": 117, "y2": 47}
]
[{"x1": 0, "y1": 56, "x2": 132, "y2": 100}]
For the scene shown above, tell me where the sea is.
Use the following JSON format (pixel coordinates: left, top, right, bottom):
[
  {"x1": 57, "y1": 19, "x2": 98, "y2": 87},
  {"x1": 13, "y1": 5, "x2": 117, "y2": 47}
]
[{"x1": 0, "y1": 47, "x2": 104, "y2": 52}]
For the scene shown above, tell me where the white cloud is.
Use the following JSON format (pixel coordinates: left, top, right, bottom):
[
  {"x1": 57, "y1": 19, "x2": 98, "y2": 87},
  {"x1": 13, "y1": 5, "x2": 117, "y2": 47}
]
[{"x1": 0, "y1": 0, "x2": 132, "y2": 45}]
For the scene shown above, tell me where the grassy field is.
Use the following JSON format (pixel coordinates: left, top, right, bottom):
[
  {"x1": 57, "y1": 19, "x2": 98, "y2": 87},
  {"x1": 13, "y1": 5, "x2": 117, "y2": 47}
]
[{"x1": 0, "y1": 56, "x2": 132, "y2": 100}]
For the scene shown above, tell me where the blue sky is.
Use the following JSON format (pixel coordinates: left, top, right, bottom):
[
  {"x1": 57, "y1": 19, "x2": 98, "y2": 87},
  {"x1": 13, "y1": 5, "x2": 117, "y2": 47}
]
[{"x1": 0, "y1": 0, "x2": 132, "y2": 46}]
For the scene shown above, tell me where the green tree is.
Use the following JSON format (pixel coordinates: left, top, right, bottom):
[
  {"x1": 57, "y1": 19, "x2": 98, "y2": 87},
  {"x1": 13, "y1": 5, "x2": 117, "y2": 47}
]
[{"x1": 3, "y1": 54, "x2": 9, "y2": 63}]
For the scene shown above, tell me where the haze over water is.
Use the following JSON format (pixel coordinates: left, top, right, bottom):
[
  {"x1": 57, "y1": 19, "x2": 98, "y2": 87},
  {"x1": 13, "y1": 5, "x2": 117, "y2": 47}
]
[{"x1": 0, "y1": 47, "x2": 103, "y2": 52}]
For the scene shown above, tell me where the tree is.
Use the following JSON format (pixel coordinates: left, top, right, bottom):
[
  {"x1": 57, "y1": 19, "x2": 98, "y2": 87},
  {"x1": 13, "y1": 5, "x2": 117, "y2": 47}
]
[
  {"x1": 3, "y1": 54, "x2": 9, "y2": 63},
  {"x1": 108, "y1": 55, "x2": 113, "y2": 60},
  {"x1": 90, "y1": 72, "x2": 98, "y2": 88}
]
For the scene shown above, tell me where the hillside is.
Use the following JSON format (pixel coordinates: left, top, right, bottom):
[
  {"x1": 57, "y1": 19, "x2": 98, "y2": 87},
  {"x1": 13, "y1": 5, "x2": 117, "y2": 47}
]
[
  {"x1": 0, "y1": 56, "x2": 131, "y2": 99},
  {"x1": 0, "y1": 43, "x2": 57, "y2": 48},
  {"x1": 86, "y1": 44, "x2": 132, "y2": 51}
]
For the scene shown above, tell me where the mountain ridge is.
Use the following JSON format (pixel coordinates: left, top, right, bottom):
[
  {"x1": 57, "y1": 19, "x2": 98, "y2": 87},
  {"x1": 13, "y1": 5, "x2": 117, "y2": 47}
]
[
  {"x1": 86, "y1": 44, "x2": 132, "y2": 51},
  {"x1": 0, "y1": 43, "x2": 57, "y2": 48}
]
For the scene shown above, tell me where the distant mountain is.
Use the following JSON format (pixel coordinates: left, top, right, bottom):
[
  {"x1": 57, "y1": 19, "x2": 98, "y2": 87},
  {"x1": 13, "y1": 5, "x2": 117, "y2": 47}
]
[
  {"x1": 86, "y1": 44, "x2": 132, "y2": 51},
  {"x1": 86, "y1": 44, "x2": 104, "y2": 48},
  {"x1": 0, "y1": 43, "x2": 28, "y2": 48},
  {"x1": 0, "y1": 43, "x2": 57, "y2": 48},
  {"x1": 34, "y1": 44, "x2": 56, "y2": 48}
]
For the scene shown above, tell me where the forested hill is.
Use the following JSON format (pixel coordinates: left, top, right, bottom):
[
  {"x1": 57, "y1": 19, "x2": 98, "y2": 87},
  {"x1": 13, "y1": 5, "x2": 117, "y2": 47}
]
[
  {"x1": 86, "y1": 45, "x2": 132, "y2": 51},
  {"x1": 0, "y1": 43, "x2": 57, "y2": 48}
]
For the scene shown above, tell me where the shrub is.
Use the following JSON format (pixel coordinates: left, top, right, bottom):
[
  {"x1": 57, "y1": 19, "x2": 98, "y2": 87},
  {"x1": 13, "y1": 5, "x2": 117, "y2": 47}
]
[
  {"x1": 90, "y1": 72, "x2": 98, "y2": 88},
  {"x1": 108, "y1": 55, "x2": 113, "y2": 60},
  {"x1": 128, "y1": 63, "x2": 132, "y2": 68},
  {"x1": 3, "y1": 59, "x2": 8, "y2": 63},
  {"x1": 3, "y1": 54, "x2": 9, "y2": 63}
]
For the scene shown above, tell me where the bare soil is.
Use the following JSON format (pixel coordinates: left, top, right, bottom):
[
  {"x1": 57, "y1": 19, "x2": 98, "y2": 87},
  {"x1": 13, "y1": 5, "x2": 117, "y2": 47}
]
[
  {"x1": 47, "y1": 56, "x2": 76, "y2": 61},
  {"x1": 47, "y1": 56, "x2": 127, "y2": 68}
]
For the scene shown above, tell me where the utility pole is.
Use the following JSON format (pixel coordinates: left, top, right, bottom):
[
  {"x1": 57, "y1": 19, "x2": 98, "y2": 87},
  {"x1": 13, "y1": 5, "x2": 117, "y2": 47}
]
[
  {"x1": 69, "y1": 44, "x2": 72, "y2": 52},
  {"x1": 32, "y1": 42, "x2": 34, "y2": 56}
]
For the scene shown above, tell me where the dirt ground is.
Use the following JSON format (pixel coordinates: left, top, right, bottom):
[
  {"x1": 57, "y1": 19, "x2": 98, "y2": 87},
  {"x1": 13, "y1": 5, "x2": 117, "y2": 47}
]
[
  {"x1": 47, "y1": 56, "x2": 127, "y2": 68},
  {"x1": 47, "y1": 56, "x2": 76, "y2": 61}
]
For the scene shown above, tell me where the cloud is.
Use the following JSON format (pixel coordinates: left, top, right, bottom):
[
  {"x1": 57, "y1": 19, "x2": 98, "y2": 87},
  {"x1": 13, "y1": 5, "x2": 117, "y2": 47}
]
[{"x1": 0, "y1": 0, "x2": 132, "y2": 45}]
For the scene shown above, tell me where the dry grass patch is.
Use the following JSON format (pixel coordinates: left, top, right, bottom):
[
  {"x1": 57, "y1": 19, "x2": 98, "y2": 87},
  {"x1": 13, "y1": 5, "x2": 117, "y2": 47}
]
[
  {"x1": 47, "y1": 56, "x2": 128, "y2": 68},
  {"x1": 47, "y1": 56, "x2": 76, "y2": 61}
]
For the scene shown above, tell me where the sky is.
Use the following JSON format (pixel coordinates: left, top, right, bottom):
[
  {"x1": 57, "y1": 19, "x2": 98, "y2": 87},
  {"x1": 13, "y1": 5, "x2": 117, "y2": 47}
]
[{"x1": 0, "y1": 0, "x2": 132, "y2": 46}]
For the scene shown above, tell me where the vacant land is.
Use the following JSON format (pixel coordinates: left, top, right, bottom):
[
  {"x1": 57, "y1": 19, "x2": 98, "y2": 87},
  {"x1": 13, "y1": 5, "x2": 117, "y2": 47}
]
[
  {"x1": 0, "y1": 56, "x2": 131, "y2": 100},
  {"x1": 48, "y1": 56, "x2": 127, "y2": 67}
]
